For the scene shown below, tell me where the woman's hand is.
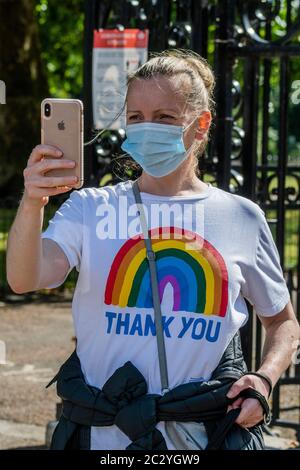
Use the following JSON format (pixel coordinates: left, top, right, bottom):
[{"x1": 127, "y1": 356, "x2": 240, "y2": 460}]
[
  {"x1": 227, "y1": 302, "x2": 300, "y2": 430},
  {"x1": 226, "y1": 374, "x2": 270, "y2": 428},
  {"x1": 23, "y1": 144, "x2": 78, "y2": 208}
]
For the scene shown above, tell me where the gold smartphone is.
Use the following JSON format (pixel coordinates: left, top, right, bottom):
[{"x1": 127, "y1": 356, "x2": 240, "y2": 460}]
[{"x1": 41, "y1": 98, "x2": 84, "y2": 189}]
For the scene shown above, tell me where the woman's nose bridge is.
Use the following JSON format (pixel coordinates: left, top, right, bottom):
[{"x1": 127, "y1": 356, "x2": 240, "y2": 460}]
[{"x1": 138, "y1": 111, "x2": 161, "y2": 121}]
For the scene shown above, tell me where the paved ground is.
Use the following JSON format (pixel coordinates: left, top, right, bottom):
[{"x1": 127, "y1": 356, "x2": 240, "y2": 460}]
[
  {"x1": 0, "y1": 301, "x2": 74, "y2": 449},
  {"x1": 0, "y1": 300, "x2": 299, "y2": 450},
  {"x1": 0, "y1": 419, "x2": 46, "y2": 450}
]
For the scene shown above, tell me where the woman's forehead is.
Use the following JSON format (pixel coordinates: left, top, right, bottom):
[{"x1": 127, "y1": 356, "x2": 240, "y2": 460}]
[{"x1": 127, "y1": 76, "x2": 187, "y2": 110}]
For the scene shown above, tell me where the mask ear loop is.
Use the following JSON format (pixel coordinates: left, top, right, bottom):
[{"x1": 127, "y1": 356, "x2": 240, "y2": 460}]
[
  {"x1": 182, "y1": 115, "x2": 199, "y2": 133},
  {"x1": 182, "y1": 115, "x2": 202, "y2": 155}
]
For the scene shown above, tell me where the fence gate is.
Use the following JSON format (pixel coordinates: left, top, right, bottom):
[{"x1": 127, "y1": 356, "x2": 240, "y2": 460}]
[{"x1": 83, "y1": 0, "x2": 300, "y2": 436}]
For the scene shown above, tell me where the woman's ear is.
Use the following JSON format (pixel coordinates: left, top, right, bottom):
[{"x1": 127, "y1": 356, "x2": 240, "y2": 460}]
[{"x1": 195, "y1": 111, "x2": 212, "y2": 141}]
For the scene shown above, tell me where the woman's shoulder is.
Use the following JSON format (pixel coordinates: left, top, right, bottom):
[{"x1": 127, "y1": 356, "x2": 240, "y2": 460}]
[{"x1": 212, "y1": 185, "x2": 265, "y2": 221}]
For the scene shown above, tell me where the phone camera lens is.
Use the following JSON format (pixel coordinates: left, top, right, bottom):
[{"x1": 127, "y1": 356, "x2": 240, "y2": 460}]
[{"x1": 44, "y1": 103, "x2": 51, "y2": 117}]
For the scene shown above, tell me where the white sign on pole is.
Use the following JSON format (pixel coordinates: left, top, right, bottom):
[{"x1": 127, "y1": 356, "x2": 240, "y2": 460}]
[{"x1": 92, "y1": 29, "x2": 149, "y2": 130}]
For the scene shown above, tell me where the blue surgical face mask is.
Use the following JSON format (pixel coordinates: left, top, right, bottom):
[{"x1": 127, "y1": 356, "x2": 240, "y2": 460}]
[{"x1": 121, "y1": 121, "x2": 195, "y2": 178}]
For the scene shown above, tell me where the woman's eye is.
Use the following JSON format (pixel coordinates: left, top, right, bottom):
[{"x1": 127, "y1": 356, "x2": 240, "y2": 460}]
[{"x1": 128, "y1": 114, "x2": 175, "y2": 120}]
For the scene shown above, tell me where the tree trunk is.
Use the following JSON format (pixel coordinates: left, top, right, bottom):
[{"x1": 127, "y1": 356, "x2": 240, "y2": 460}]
[{"x1": 0, "y1": 0, "x2": 49, "y2": 197}]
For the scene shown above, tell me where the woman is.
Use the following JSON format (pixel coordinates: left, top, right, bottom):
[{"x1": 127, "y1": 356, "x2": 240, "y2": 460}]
[{"x1": 6, "y1": 49, "x2": 300, "y2": 450}]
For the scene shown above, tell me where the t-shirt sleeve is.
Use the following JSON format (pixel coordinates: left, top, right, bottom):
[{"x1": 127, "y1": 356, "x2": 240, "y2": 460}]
[
  {"x1": 241, "y1": 209, "x2": 290, "y2": 316},
  {"x1": 41, "y1": 190, "x2": 83, "y2": 288}
]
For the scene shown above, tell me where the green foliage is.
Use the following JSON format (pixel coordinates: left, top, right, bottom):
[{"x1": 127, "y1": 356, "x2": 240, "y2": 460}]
[
  {"x1": 35, "y1": 0, "x2": 84, "y2": 98},
  {"x1": 0, "y1": 0, "x2": 49, "y2": 195}
]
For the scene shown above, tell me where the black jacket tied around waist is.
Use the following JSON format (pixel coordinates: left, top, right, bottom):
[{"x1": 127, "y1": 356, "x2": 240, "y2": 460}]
[{"x1": 46, "y1": 332, "x2": 265, "y2": 450}]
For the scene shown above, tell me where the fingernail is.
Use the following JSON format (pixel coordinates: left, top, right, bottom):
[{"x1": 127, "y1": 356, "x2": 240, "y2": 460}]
[
  {"x1": 56, "y1": 150, "x2": 62, "y2": 156},
  {"x1": 72, "y1": 176, "x2": 78, "y2": 181}
]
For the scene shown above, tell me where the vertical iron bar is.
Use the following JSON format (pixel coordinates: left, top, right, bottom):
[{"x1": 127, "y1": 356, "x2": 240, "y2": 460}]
[
  {"x1": 242, "y1": 57, "x2": 260, "y2": 199},
  {"x1": 260, "y1": 20, "x2": 271, "y2": 204},
  {"x1": 273, "y1": 3, "x2": 293, "y2": 425},
  {"x1": 272, "y1": 382, "x2": 281, "y2": 423},
  {"x1": 276, "y1": 1, "x2": 291, "y2": 263},
  {"x1": 147, "y1": 0, "x2": 170, "y2": 52},
  {"x1": 276, "y1": 57, "x2": 289, "y2": 263},
  {"x1": 240, "y1": 302, "x2": 254, "y2": 371},
  {"x1": 213, "y1": 0, "x2": 235, "y2": 190},
  {"x1": 255, "y1": 316, "x2": 262, "y2": 371},
  {"x1": 83, "y1": 0, "x2": 96, "y2": 187},
  {"x1": 191, "y1": 0, "x2": 208, "y2": 58}
]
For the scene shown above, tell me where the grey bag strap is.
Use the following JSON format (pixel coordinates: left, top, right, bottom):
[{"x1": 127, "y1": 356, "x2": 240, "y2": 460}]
[
  {"x1": 132, "y1": 180, "x2": 208, "y2": 450},
  {"x1": 132, "y1": 179, "x2": 169, "y2": 394}
]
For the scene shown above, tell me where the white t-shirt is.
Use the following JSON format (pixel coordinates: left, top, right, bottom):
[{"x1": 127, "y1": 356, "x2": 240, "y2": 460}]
[{"x1": 41, "y1": 180, "x2": 290, "y2": 450}]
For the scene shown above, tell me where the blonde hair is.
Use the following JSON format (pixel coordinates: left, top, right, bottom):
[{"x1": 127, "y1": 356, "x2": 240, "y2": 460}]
[{"x1": 125, "y1": 48, "x2": 215, "y2": 175}]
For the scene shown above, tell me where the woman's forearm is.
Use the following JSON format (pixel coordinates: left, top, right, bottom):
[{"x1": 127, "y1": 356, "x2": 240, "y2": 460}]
[
  {"x1": 257, "y1": 302, "x2": 300, "y2": 386},
  {"x1": 6, "y1": 194, "x2": 44, "y2": 293},
  {"x1": 6, "y1": 144, "x2": 79, "y2": 293}
]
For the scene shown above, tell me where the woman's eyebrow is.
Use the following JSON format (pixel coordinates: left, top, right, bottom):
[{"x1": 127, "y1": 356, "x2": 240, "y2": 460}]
[{"x1": 127, "y1": 108, "x2": 179, "y2": 113}]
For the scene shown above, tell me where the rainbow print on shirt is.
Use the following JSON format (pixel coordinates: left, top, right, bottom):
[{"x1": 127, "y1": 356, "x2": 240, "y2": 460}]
[{"x1": 104, "y1": 227, "x2": 228, "y2": 317}]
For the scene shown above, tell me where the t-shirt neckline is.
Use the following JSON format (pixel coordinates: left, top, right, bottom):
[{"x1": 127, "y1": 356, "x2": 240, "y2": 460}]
[{"x1": 129, "y1": 181, "x2": 214, "y2": 201}]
